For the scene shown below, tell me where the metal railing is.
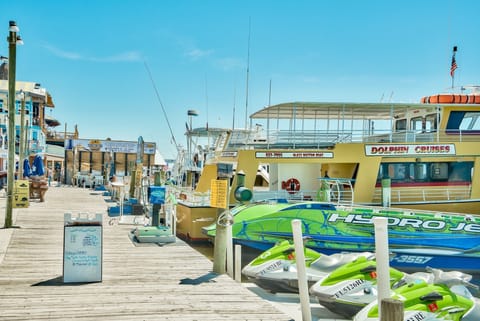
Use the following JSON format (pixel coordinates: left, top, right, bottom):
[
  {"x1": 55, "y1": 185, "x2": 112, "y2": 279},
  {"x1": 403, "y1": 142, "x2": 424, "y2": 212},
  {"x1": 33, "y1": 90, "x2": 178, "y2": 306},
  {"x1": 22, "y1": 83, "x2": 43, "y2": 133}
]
[
  {"x1": 223, "y1": 128, "x2": 480, "y2": 151},
  {"x1": 372, "y1": 185, "x2": 472, "y2": 203},
  {"x1": 174, "y1": 186, "x2": 355, "y2": 208}
]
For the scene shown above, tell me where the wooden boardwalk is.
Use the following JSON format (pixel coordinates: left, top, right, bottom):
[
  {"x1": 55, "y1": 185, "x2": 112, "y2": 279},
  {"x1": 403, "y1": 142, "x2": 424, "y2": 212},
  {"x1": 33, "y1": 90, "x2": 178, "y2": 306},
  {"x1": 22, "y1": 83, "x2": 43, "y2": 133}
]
[{"x1": 0, "y1": 185, "x2": 292, "y2": 321}]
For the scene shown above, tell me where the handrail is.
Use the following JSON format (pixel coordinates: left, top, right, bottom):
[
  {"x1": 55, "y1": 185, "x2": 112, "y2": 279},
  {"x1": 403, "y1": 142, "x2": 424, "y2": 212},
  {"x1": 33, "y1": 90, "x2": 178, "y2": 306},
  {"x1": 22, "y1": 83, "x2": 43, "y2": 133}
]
[{"x1": 372, "y1": 185, "x2": 472, "y2": 204}]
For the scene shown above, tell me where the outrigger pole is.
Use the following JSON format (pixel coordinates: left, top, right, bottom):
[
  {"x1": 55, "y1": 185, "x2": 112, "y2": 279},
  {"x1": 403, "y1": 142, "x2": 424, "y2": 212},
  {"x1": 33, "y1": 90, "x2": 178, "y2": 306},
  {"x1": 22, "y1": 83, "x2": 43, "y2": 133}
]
[{"x1": 144, "y1": 61, "x2": 179, "y2": 150}]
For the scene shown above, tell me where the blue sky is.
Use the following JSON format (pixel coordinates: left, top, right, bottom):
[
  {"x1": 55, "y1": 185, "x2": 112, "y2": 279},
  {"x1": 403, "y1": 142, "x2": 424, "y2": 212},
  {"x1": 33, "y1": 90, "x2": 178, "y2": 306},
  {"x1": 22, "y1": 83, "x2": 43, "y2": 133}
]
[{"x1": 1, "y1": 0, "x2": 479, "y2": 158}]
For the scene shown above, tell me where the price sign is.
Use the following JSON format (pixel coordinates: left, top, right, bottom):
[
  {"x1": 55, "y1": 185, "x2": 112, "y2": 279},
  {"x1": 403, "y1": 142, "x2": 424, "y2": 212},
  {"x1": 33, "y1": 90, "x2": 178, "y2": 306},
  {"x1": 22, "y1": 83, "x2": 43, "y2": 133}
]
[{"x1": 210, "y1": 179, "x2": 228, "y2": 209}]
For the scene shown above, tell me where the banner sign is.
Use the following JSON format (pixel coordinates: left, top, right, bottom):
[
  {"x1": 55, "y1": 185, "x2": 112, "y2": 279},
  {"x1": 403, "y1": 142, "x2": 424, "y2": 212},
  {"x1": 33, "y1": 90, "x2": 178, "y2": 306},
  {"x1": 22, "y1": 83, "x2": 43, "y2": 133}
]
[{"x1": 64, "y1": 139, "x2": 156, "y2": 154}]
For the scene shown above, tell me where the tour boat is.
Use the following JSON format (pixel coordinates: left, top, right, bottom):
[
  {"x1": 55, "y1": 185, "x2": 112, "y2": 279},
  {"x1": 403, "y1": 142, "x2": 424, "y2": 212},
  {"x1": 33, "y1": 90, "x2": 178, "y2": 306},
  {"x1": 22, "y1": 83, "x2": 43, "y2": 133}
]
[{"x1": 175, "y1": 87, "x2": 480, "y2": 240}]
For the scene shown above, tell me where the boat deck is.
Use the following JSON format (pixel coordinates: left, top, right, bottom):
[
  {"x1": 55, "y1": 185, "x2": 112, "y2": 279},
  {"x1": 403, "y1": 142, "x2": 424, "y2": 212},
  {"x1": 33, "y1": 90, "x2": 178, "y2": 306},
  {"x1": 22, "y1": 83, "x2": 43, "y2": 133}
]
[{"x1": 0, "y1": 185, "x2": 292, "y2": 321}]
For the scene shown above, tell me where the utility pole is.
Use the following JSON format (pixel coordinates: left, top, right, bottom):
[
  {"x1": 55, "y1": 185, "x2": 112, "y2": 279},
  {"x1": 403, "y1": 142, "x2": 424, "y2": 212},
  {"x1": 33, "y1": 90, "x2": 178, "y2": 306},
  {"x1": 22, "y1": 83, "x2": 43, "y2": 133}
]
[{"x1": 5, "y1": 21, "x2": 23, "y2": 228}]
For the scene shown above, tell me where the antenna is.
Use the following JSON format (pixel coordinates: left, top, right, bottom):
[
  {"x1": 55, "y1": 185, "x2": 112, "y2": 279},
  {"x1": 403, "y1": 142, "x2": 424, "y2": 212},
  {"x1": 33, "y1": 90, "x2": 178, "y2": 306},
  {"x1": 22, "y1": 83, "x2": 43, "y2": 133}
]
[
  {"x1": 232, "y1": 81, "x2": 236, "y2": 130},
  {"x1": 268, "y1": 79, "x2": 272, "y2": 106},
  {"x1": 244, "y1": 17, "x2": 251, "y2": 130},
  {"x1": 205, "y1": 73, "x2": 209, "y2": 130}
]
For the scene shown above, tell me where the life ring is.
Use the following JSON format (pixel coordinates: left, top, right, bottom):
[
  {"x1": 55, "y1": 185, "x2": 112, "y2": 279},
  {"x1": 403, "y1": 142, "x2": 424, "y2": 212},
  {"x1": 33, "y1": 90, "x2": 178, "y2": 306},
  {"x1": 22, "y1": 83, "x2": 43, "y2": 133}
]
[
  {"x1": 282, "y1": 178, "x2": 301, "y2": 194},
  {"x1": 421, "y1": 94, "x2": 480, "y2": 104}
]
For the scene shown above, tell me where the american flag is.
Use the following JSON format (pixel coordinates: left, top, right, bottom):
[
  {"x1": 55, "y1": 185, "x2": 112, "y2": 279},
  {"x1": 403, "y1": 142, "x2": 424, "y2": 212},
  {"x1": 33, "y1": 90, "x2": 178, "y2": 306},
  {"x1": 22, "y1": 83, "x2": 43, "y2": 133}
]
[
  {"x1": 450, "y1": 46, "x2": 458, "y2": 77},
  {"x1": 450, "y1": 56, "x2": 457, "y2": 77}
]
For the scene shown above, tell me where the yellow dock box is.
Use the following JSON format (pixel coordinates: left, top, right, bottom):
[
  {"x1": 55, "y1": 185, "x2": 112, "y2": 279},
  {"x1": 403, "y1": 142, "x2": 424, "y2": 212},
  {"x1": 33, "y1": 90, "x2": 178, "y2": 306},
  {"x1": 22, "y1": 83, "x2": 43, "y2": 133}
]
[{"x1": 13, "y1": 180, "x2": 30, "y2": 208}]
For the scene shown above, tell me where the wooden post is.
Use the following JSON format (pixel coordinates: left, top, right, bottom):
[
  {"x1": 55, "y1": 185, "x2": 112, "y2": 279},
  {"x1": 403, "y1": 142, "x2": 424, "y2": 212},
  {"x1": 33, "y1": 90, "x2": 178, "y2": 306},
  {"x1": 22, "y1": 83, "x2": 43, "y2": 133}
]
[
  {"x1": 5, "y1": 21, "x2": 20, "y2": 228},
  {"x1": 374, "y1": 217, "x2": 391, "y2": 315},
  {"x1": 381, "y1": 177, "x2": 391, "y2": 207},
  {"x1": 380, "y1": 298, "x2": 403, "y2": 321},
  {"x1": 213, "y1": 208, "x2": 227, "y2": 274},
  {"x1": 234, "y1": 244, "x2": 241, "y2": 282},
  {"x1": 291, "y1": 219, "x2": 312, "y2": 321}
]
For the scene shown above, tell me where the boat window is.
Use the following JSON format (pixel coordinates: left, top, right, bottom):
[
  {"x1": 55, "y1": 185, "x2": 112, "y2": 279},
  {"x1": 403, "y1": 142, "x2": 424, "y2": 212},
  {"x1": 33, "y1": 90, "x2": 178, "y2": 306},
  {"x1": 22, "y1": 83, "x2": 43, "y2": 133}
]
[
  {"x1": 430, "y1": 163, "x2": 448, "y2": 180},
  {"x1": 414, "y1": 163, "x2": 428, "y2": 181},
  {"x1": 410, "y1": 116, "x2": 423, "y2": 133},
  {"x1": 425, "y1": 114, "x2": 437, "y2": 132},
  {"x1": 388, "y1": 163, "x2": 408, "y2": 181},
  {"x1": 395, "y1": 119, "x2": 407, "y2": 131},
  {"x1": 459, "y1": 111, "x2": 480, "y2": 130},
  {"x1": 448, "y1": 162, "x2": 474, "y2": 182},
  {"x1": 446, "y1": 111, "x2": 480, "y2": 132},
  {"x1": 377, "y1": 161, "x2": 473, "y2": 185}
]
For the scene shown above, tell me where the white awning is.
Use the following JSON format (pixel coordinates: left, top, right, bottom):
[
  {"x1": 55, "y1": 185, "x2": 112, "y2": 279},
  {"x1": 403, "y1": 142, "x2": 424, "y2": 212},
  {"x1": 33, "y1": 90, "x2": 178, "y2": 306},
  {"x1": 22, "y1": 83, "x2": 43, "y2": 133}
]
[{"x1": 154, "y1": 150, "x2": 166, "y2": 166}]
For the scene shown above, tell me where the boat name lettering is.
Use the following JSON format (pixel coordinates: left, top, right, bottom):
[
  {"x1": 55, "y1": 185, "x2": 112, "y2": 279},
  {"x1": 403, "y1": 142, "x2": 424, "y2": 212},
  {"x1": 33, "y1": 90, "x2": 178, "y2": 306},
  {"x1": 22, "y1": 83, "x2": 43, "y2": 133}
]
[
  {"x1": 258, "y1": 260, "x2": 283, "y2": 276},
  {"x1": 405, "y1": 312, "x2": 426, "y2": 321},
  {"x1": 327, "y1": 213, "x2": 480, "y2": 233},
  {"x1": 365, "y1": 144, "x2": 455, "y2": 156},
  {"x1": 333, "y1": 279, "x2": 365, "y2": 298},
  {"x1": 370, "y1": 146, "x2": 409, "y2": 154},
  {"x1": 414, "y1": 145, "x2": 450, "y2": 153}
]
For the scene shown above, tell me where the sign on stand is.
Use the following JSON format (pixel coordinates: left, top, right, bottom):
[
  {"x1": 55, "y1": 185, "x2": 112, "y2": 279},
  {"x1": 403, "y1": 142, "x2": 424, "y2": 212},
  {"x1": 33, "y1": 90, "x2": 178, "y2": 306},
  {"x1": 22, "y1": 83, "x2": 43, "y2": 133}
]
[{"x1": 63, "y1": 213, "x2": 103, "y2": 283}]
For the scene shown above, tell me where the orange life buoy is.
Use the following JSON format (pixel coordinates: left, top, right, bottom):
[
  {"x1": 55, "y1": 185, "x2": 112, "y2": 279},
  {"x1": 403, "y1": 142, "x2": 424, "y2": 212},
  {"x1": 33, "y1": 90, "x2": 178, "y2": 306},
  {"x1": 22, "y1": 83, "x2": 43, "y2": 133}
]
[
  {"x1": 421, "y1": 94, "x2": 480, "y2": 104},
  {"x1": 282, "y1": 178, "x2": 301, "y2": 194}
]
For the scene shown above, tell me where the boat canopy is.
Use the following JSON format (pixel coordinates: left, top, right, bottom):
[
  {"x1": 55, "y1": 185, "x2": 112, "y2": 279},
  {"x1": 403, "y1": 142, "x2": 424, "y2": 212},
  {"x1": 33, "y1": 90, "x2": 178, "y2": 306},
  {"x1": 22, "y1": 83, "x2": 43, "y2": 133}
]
[{"x1": 249, "y1": 102, "x2": 434, "y2": 120}]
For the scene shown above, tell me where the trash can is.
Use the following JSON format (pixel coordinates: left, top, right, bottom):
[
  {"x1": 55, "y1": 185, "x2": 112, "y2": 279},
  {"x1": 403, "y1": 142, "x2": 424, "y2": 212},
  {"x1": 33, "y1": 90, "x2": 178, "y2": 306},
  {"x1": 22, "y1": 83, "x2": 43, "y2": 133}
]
[{"x1": 63, "y1": 213, "x2": 103, "y2": 283}]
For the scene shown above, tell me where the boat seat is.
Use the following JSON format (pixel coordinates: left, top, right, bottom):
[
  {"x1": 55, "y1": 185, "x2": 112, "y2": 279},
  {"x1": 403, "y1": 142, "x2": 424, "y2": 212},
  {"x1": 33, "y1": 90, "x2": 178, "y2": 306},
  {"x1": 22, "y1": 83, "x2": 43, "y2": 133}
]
[{"x1": 310, "y1": 252, "x2": 373, "y2": 272}]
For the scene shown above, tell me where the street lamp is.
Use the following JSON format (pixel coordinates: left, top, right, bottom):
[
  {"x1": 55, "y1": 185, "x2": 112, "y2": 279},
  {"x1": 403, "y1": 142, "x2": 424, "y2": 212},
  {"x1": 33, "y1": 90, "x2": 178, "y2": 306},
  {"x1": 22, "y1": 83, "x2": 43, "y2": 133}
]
[{"x1": 5, "y1": 20, "x2": 23, "y2": 228}]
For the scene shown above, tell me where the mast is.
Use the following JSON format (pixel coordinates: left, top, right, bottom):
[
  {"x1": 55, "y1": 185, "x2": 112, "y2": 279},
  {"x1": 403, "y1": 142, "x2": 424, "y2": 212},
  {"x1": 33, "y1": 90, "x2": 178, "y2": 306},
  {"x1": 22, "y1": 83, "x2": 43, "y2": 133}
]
[{"x1": 232, "y1": 83, "x2": 236, "y2": 130}]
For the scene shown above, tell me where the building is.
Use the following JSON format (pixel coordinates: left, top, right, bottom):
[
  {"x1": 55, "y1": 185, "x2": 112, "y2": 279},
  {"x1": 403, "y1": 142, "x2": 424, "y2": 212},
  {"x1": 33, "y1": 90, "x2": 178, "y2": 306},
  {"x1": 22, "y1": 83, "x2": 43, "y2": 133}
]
[
  {"x1": 0, "y1": 78, "x2": 56, "y2": 184},
  {"x1": 64, "y1": 138, "x2": 157, "y2": 186}
]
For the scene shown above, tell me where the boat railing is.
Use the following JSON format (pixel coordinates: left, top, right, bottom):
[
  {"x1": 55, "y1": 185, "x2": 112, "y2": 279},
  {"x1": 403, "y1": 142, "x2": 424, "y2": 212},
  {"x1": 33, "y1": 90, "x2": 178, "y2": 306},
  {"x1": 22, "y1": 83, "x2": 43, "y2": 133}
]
[
  {"x1": 372, "y1": 184, "x2": 472, "y2": 204},
  {"x1": 223, "y1": 128, "x2": 480, "y2": 150},
  {"x1": 225, "y1": 129, "x2": 355, "y2": 150},
  {"x1": 171, "y1": 186, "x2": 211, "y2": 207},
  {"x1": 364, "y1": 129, "x2": 480, "y2": 143}
]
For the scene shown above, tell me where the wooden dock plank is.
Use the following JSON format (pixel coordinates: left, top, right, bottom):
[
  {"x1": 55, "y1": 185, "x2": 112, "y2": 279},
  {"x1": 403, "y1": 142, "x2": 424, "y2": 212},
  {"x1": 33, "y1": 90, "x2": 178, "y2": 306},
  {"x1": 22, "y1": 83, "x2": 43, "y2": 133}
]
[{"x1": 0, "y1": 187, "x2": 292, "y2": 321}]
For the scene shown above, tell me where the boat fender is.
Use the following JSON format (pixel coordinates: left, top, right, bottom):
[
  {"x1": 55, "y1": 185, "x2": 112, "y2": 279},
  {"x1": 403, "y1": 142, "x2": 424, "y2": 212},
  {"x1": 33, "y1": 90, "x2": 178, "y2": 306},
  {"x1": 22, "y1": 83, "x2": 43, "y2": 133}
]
[
  {"x1": 282, "y1": 178, "x2": 301, "y2": 194},
  {"x1": 234, "y1": 186, "x2": 253, "y2": 202}
]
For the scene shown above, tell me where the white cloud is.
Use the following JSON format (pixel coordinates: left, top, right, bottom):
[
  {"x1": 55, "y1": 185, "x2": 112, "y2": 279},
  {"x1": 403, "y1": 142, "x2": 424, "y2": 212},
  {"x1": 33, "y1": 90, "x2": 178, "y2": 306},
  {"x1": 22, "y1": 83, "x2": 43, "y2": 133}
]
[
  {"x1": 43, "y1": 44, "x2": 142, "y2": 62},
  {"x1": 43, "y1": 44, "x2": 83, "y2": 60},
  {"x1": 215, "y1": 57, "x2": 244, "y2": 71},
  {"x1": 184, "y1": 48, "x2": 214, "y2": 61}
]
